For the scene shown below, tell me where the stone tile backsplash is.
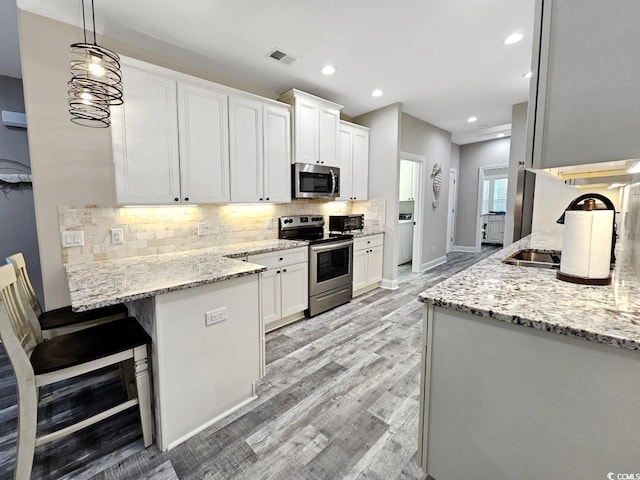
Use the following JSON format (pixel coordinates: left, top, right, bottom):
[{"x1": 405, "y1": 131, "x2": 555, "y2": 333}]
[
  {"x1": 622, "y1": 182, "x2": 640, "y2": 275},
  {"x1": 59, "y1": 199, "x2": 385, "y2": 264}
]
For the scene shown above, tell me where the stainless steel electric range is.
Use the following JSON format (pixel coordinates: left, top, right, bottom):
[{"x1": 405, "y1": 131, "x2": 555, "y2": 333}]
[{"x1": 279, "y1": 215, "x2": 353, "y2": 317}]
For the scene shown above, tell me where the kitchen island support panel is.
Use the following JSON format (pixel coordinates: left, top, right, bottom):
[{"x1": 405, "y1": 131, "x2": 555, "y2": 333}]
[{"x1": 420, "y1": 305, "x2": 640, "y2": 479}]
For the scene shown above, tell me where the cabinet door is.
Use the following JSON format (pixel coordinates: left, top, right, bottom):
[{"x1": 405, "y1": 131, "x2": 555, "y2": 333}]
[
  {"x1": 367, "y1": 245, "x2": 384, "y2": 285},
  {"x1": 319, "y1": 105, "x2": 340, "y2": 167},
  {"x1": 177, "y1": 82, "x2": 229, "y2": 204},
  {"x1": 112, "y1": 64, "x2": 180, "y2": 204},
  {"x1": 260, "y1": 269, "x2": 281, "y2": 325},
  {"x1": 280, "y1": 262, "x2": 308, "y2": 318},
  {"x1": 352, "y1": 248, "x2": 368, "y2": 292},
  {"x1": 351, "y1": 127, "x2": 369, "y2": 201},
  {"x1": 263, "y1": 105, "x2": 291, "y2": 203},
  {"x1": 229, "y1": 96, "x2": 264, "y2": 202},
  {"x1": 337, "y1": 125, "x2": 353, "y2": 201},
  {"x1": 399, "y1": 160, "x2": 414, "y2": 201},
  {"x1": 295, "y1": 98, "x2": 319, "y2": 164}
]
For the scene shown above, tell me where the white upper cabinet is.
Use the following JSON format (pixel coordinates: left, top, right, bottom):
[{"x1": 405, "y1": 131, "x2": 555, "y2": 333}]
[
  {"x1": 229, "y1": 95, "x2": 291, "y2": 203},
  {"x1": 112, "y1": 64, "x2": 181, "y2": 204},
  {"x1": 112, "y1": 60, "x2": 230, "y2": 205},
  {"x1": 338, "y1": 121, "x2": 370, "y2": 201},
  {"x1": 399, "y1": 160, "x2": 419, "y2": 201},
  {"x1": 278, "y1": 89, "x2": 343, "y2": 167},
  {"x1": 527, "y1": 0, "x2": 640, "y2": 169},
  {"x1": 177, "y1": 82, "x2": 229, "y2": 204}
]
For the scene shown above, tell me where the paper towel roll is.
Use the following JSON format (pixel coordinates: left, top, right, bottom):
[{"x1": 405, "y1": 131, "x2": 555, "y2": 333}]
[{"x1": 560, "y1": 210, "x2": 613, "y2": 279}]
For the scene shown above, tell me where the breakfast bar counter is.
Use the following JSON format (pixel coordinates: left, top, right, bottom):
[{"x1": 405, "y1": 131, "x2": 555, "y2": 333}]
[{"x1": 417, "y1": 232, "x2": 640, "y2": 479}]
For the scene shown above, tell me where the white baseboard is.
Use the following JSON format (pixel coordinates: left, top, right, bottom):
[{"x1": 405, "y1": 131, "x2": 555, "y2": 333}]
[
  {"x1": 381, "y1": 278, "x2": 399, "y2": 290},
  {"x1": 165, "y1": 394, "x2": 257, "y2": 451},
  {"x1": 453, "y1": 245, "x2": 476, "y2": 253},
  {"x1": 419, "y1": 255, "x2": 447, "y2": 272}
]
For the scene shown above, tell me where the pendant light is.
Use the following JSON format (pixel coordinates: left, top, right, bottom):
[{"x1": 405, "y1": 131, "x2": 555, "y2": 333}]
[{"x1": 68, "y1": 0, "x2": 123, "y2": 128}]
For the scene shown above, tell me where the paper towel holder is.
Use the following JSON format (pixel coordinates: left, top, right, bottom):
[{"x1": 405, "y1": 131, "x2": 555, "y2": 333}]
[{"x1": 556, "y1": 193, "x2": 616, "y2": 285}]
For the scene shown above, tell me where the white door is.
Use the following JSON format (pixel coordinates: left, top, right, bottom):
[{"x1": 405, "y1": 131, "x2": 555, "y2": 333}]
[
  {"x1": 280, "y1": 262, "x2": 308, "y2": 317},
  {"x1": 319, "y1": 105, "x2": 340, "y2": 167},
  {"x1": 446, "y1": 169, "x2": 457, "y2": 253},
  {"x1": 229, "y1": 96, "x2": 264, "y2": 203},
  {"x1": 112, "y1": 64, "x2": 180, "y2": 204},
  {"x1": 352, "y1": 249, "x2": 368, "y2": 292},
  {"x1": 337, "y1": 125, "x2": 353, "y2": 201},
  {"x1": 263, "y1": 105, "x2": 291, "y2": 202},
  {"x1": 295, "y1": 98, "x2": 319, "y2": 164},
  {"x1": 177, "y1": 82, "x2": 229, "y2": 204},
  {"x1": 260, "y1": 269, "x2": 281, "y2": 325},
  {"x1": 351, "y1": 127, "x2": 369, "y2": 201}
]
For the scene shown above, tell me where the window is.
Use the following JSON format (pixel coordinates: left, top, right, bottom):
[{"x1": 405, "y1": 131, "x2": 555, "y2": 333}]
[{"x1": 482, "y1": 176, "x2": 508, "y2": 214}]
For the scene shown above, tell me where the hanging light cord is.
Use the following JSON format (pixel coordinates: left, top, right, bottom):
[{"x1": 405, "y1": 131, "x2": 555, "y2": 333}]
[
  {"x1": 91, "y1": 0, "x2": 97, "y2": 45},
  {"x1": 81, "y1": 0, "x2": 87, "y2": 43}
]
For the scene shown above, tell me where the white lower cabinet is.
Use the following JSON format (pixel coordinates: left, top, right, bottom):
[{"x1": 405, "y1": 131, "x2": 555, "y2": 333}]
[
  {"x1": 352, "y1": 234, "x2": 384, "y2": 297},
  {"x1": 248, "y1": 247, "x2": 308, "y2": 332}
]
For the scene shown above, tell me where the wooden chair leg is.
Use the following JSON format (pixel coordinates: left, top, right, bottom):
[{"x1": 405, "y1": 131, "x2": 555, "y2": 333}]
[
  {"x1": 15, "y1": 378, "x2": 38, "y2": 480},
  {"x1": 133, "y1": 345, "x2": 153, "y2": 447}
]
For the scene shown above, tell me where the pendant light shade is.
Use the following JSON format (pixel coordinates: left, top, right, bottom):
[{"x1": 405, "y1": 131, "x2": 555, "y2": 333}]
[{"x1": 68, "y1": 0, "x2": 123, "y2": 128}]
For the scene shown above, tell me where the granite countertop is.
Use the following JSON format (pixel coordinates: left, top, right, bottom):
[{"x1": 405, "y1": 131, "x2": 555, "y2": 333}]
[
  {"x1": 66, "y1": 239, "x2": 307, "y2": 312},
  {"x1": 351, "y1": 229, "x2": 385, "y2": 238},
  {"x1": 419, "y1": 231, "x2": 640, "y2": 351}
]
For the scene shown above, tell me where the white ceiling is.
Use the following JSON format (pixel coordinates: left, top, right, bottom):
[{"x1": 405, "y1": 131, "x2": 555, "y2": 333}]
[{"x1": 14, "y1": 0, "x2": 535, "y2": 143}]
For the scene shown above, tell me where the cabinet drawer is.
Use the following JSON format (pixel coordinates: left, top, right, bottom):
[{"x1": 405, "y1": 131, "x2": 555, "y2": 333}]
[
  {"x1": 354, "y1": 234, "x2": 384, "y2": 252},
  {"x1": 248, "y1": 246, "x2": 308, "y2": 269}
]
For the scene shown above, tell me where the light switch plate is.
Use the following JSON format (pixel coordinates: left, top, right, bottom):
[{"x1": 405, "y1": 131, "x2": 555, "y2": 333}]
[
  {"x1": 197, "y1": 223, "x2": 207, "y2": 236},
  {"x1": 61, "y1": 230, "x2": 84, "y2": 247}
]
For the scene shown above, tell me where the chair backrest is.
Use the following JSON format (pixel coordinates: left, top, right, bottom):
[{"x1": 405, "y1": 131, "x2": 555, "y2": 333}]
[
  {"x1": 0, "y1": 264, "x2": 42, "y2": 358},
  {"x1": 6, "y1": 253, "x2": 42, "y2": 317}
]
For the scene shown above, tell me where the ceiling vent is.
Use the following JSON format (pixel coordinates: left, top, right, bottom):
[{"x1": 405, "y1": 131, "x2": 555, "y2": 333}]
[{"x1": 267, "y1": 48, "x2": 298, "y2": 65}]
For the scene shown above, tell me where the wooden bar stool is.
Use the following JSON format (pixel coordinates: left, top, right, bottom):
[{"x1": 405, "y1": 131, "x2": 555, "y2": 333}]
[
  {"x1": 0, "y1": 264, "x2": 154, "y2": 480},
  {"x1": 6, "y1": 253, "x2": 128, "y2": 338}
]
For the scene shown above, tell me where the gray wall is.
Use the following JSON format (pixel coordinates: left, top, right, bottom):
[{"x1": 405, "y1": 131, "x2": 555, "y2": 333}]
[
  {"x1": 505, "y1": 102, "x2": 527, "y2": 245},
  {"x1": 400, "y1": 113, "x2": 452, "y2": 268},
  {"x1": 18, "y1": 10, "x2": 282, "y2": 309},
  {"x1": 354, "y1": 104, "x2": 402, "y2": 287},
  {"x1": 450, "y1": 143, "x2": 460, "y2": 172},
  {"x1": 456, "y1": 138, "x2": 511, "y2": 248},
  {"x1": 0, "y1": 74, "x2": 43, "y2": 303}
]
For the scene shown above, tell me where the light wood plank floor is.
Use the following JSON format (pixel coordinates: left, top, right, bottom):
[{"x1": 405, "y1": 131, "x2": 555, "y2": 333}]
[{"x1": 0, "y1": 246, "x2": 499, "y2": 480}]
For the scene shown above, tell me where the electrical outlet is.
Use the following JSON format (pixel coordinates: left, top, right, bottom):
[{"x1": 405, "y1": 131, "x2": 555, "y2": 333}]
[
  {"x1": 265, "y1": 218, "x2": 274, "y2": 229},
  {"x1": 111, "y1": 228, "x2": 124, "y2": 245},
  {"x1": 61, "y1": 230, "x2": 84, "y2": 247},
  {"x1": 198, "y1": 223, "x2": 207, "y2": 236},
  {"x1": 205, "y1": 307, "x2": 227, "y2": 327}
]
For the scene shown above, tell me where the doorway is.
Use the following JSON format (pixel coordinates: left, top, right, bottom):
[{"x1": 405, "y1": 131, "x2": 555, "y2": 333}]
[
  {"x1": 397, "y1": 152, "x2": 424, "y2": 273},
  {"x1": 475, "y1": 164, "x2": 509, "y2": 252}
]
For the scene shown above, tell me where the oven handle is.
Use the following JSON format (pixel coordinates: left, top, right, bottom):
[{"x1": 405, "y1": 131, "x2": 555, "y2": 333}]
[
  {"x1": 329, "y1": 169, "x2": 337, "y2": 195},
  {"x1": 310, "y1": 240, "x2": 353, "y2": 253}
]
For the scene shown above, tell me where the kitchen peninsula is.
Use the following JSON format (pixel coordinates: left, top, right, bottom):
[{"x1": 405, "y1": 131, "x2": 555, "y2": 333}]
[
  {"x1": 418, "y1": 232, "x2": 640, "y2": 479},
  {"x1": 65, "y1": 239, "x2": 306, "y2": 451}
]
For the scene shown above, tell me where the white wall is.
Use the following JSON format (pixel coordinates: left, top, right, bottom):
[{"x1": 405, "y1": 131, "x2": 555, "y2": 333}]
[
  {"x1": 354, "y1": 104, "x2": 402, "y2": 289},
  {"x1": 456, "y1": 138, "x2": 511, "y2": 248}
]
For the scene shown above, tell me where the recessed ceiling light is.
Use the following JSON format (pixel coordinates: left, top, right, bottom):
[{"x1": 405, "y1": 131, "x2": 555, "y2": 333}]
[
  {"x1": 371, "y1": 89, "x2": 384, "y2": 97},
  {"x1": 504, "y1": 33, "x2": 524, "y2": 45},
  {"x1": 522, "y1": 71, "x2": 533, "y2": 79},
  {"x1": 497, "y1": 133, "x2": 506, "y2": 138},
  {"x1": 467, "y1": 116, "x2": 478, "y2": 123},
  {"x1": 322, "y1": 65, "x2": 336, "y2": 75}
]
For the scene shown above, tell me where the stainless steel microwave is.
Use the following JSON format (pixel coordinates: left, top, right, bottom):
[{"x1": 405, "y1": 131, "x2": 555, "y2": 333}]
[{"x1": 292, "y1": 163, "x2": 340, "y2": 199}]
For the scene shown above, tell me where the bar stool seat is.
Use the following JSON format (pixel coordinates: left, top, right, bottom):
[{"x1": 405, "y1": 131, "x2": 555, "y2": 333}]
[{"x1": 6, "y1": 253, "x2": 128, "y2": 337}]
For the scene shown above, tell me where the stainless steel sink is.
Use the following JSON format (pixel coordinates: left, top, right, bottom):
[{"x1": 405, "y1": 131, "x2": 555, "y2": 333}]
[{"x1": 502, "y1": 249, "x2": 561, "y2": 269}]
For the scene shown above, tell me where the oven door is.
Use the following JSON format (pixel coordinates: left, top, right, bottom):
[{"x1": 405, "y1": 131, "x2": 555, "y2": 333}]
[
  {"x1": 294, "y1": 163, "x2": 339, "y2": 199},
  {"x1": 309, "y1": 240, "x2": 353, "y2": 296}
]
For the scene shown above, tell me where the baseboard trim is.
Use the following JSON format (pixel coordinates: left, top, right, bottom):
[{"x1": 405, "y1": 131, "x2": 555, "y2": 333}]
[
  {"x1": 453, "y1": 245, "x2": 476, "y2": 253},
  {"x1": 165, "y1": 394, "x2": 258, "y2": 451},
  {"x1": 419, "y1": 256, "x2": 447, "y2": 272},
  {"x1": 381, "y1": 278, "x2": 399, "y2": 290}
]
